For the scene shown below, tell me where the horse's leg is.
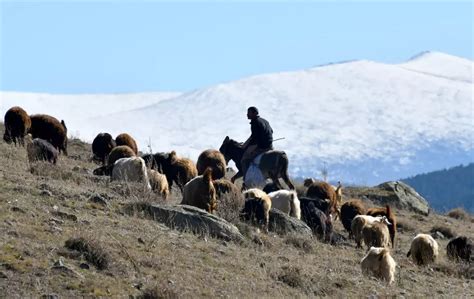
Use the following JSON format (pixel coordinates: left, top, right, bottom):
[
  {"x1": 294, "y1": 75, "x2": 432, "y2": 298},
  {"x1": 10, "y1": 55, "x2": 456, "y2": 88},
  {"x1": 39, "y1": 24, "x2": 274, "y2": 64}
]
[
  {"x1": 281, "y1": 170, "x2": 295, "y2": 190},
  {"x1": 269, "y1": 172, "x2": 284, "y2": 190},
  {"x1": 231, "y1": 171, "x2": 243, "y2": 183}
]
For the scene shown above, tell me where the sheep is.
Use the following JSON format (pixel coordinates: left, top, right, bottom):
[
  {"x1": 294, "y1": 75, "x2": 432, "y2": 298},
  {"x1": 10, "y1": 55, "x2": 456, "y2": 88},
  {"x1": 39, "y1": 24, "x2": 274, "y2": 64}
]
[
  {"x1": 340, "y1": 199, "x2": 366, "y2": 238},
  {"x1": 362, "y1": 221, "x2": 391, "y2": 250},
  {"x1": 213, "y1": 179, "x2": 243, "y2": 205},
  {"x1": 3, "y1": 106, "x2": 31, "y2": 146},
  {"x1": 300, "y1": 199, "x2": 333, "y2": 241},
  {"x1": 92, "y1": 133, "x2": 116, "y2": 165},
  {"x1": 241, "y1": 188, "x2": 272, "y2": 232},
  {"x1": 147, "y1": 169, "x2": 169, "y2": 200},
  {"x1": 115, "y1": 133, "x2": 138, "y2": 155},
  {"x1": 92, "y1": 146, "x2": 136, "y2": 177},
  {"x1": 360, "y1": 247, "x2": 396, "y2": 284},
  {"x1": 367, "y1": 205, "x2": 397, "y2": 248},
  {"x1": 25, "y1": 135, "x2": 59, "y2": 164},
  {"x1": 149, "y1": 151, "x2": 197, "y2": 192},
  {"x1": 305, "y1": 180, "x2": 342, "y2": 219},
  {"x1": 181, "y1": 168, "x2": 217, "y2": 213},
  {"x1": 29, "y1": 114, "x2": 68, "y2": 155},
  {"x1": 447, "y1": 236, "x2": 472, "y2": 263},
  {"x1": 196, "y1": 149, "x2": 226, "y2": 180},
  {"x1": 268, "y1": 190, "x2": 301, "y2": 219},
  {"x1": 407, "y1": 233, "x2": 439, "y2": 266},
  {"x1": 111, "y1": 157, "x2": 151, "y2": 190},
  {"x1": 351, "y1": 215, "x2": 391, "y2": 248},
  {"x1": 107, "y1": 145, "x2": 136, "y2": 165}
]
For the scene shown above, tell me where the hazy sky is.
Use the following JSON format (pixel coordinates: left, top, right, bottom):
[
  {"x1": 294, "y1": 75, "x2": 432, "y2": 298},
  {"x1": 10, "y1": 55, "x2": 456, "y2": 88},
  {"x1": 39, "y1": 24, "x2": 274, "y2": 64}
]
[{"x1": 0, "y1": 1, "x2": 472, "y2": 93}]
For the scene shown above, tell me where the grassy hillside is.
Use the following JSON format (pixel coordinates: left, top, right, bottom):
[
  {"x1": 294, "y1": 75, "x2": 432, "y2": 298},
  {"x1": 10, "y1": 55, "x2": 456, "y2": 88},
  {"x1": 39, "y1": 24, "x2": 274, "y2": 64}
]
[
  {"x1": 402, "y1": 163, "x2": 474, "y2": 213},
  {"x1": 0, "y1": 124, "x2": 472, "y2": 298}
]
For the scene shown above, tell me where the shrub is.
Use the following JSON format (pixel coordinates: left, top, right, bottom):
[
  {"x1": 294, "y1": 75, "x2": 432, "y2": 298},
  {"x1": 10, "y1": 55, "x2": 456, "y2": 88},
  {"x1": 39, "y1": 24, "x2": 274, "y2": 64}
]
[
  {"x1": 447, "y1": 208, "x2": 470, "y2": 220},
  {"x1": 65, "y1": 237, "x2": 110, "y2": 270},
  {"x1": 430, "y1": 225, "x2": 456, "y2": 239}
]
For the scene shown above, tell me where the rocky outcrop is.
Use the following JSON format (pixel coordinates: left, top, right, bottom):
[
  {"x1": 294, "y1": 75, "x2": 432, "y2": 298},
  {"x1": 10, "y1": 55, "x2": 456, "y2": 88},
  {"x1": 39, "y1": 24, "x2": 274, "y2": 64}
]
[
  {"x1": 269, "y1": 209, "x2": 313, "y2": 237},
  {"x1": 125, "y1": 203, "x2": 244, "y2": 242},
  {"x1": 375, "y1": 181, "x2": 430, "y2": 215}
]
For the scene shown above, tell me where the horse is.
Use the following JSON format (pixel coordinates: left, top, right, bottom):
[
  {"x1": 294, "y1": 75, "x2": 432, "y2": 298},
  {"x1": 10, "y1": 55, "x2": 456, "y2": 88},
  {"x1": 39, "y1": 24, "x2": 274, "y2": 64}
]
[{"x1": 219, "y1": 136, "x2": 295, "y2": 190}]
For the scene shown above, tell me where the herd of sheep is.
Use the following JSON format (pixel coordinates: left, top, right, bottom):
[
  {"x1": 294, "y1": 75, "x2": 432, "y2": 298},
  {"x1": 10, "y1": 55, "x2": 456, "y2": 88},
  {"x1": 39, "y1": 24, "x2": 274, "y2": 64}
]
[{"x1": 3, "y1": 105, "x2": 472, "y2": 285}]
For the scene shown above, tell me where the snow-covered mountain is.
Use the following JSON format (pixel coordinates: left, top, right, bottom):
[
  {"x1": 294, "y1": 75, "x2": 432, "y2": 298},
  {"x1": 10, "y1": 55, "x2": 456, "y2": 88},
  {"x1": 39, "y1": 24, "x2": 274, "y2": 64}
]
[{"x1": 1, "y1": 51, "x2": 472, "y2": 185}]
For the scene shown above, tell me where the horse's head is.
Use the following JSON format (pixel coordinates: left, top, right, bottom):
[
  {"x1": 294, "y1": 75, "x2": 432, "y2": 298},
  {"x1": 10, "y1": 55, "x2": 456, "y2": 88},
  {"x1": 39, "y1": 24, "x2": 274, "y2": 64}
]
[{"x1": 219, "y1": 136, "x2": 244, "y2": 164}]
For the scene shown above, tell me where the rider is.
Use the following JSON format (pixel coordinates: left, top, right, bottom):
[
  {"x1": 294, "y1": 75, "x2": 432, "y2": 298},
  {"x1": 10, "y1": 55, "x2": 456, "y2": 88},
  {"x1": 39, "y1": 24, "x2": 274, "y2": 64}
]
[{"x1": 240, "y1": 106, "x2": 273, "y2": 181}]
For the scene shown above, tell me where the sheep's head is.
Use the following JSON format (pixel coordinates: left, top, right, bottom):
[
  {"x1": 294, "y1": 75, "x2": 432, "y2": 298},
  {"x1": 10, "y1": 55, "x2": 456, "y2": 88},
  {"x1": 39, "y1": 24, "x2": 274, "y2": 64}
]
[{"x1": 303, "y1": 178, "x2": 315, "y2": 187}]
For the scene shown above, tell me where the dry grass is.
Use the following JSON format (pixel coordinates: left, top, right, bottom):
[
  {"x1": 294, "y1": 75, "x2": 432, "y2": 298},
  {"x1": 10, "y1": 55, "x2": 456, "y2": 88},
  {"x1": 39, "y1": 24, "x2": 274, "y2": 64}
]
[
  {"x1": 447, "y1": 208, "x2": 470, "y2": 220},
  {"x1": 0, "y1": 123, "x2": 473, "y2": 297}
]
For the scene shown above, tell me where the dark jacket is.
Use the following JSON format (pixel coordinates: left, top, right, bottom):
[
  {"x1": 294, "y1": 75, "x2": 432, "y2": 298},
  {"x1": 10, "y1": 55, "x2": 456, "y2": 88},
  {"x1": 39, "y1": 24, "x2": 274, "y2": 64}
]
[{"x1": 249, "y1": 117, "x2": 273, "y2": 149}]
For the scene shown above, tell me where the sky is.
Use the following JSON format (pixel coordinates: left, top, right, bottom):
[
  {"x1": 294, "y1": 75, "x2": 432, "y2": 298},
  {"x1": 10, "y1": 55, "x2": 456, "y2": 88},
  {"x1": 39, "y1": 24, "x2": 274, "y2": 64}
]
[{"x1": 0, "y1": 1, "x2": 472, "y2": 94}]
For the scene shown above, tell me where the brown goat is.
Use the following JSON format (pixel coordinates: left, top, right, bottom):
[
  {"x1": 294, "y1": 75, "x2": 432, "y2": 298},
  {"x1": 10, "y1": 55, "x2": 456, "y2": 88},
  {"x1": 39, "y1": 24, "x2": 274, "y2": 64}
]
[
  {"x1": 241, "y1": 188, "x2": 272, "y2": 233},
  {"x1": 115, "y1": 133, "x2": 138, "y2": 155},
  {"x1": 196, "y1": 149, "x2": 226, "y2": 179},
  {"x1": 362, "y1": 221, "x2": 391, "y2": 249},
  {"x1": 340, "y1": 199, "x2": 366, "y2": 238},
  {"x1": 181, "y1": 168, "x2": 217, "y2": 213},
  {"x1": 3, "y1": 106, "x2": 31, "y2": 146},
  {"x1": 29, "y1": 114, "x2": 68, "y2": 155},
  {"x1": 367, "y1": 205, "x2": 397, "y2": 248},
  {"x1": 306, "y1": 181, "x2": 342, "y2": 219},
  {"x1": 213, "y1": 178, "x2": 244, "y2": 207}
]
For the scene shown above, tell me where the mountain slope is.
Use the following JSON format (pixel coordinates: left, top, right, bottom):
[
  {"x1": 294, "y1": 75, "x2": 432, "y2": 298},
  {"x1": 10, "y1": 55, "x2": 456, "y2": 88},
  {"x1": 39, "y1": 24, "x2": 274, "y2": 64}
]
[
  {"x1": 402, "y1": 163, "x2": 474, "y2": 213},
  {"x1": 1, "y1": 52, "x2": 472, "y2": 185},
  {"x1": 81, "y1": 53, "x2": 473, "y2": 185}
]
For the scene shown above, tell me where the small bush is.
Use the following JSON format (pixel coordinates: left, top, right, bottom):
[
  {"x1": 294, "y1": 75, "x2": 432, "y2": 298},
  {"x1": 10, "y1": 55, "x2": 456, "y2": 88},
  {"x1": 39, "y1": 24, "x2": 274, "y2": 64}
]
[
  {"x1": 138, "y1": 286, "x2": 177, "y2": 299},
  {"x1": 430, "y1": 225, "x2": 456, "y2": 239},
  {"x1": 285, "y1": 236, "x2": 314, "y2": 253},
  {"x1": 65, "y1": 237, "x2": 110, "y2": 270},
  {"x1": 215, "y1": 192, "x2": 243, "y2": 224},
  {"x1": 447, "y1": 208, "x2": 470, "y2": 220}
]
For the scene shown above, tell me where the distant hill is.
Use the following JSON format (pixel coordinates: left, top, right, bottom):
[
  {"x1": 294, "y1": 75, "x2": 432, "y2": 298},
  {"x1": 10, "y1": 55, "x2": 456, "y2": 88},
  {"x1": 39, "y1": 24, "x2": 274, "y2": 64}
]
[{"x1": 401, "y1": 163, "x2": 474, "y2": 213}]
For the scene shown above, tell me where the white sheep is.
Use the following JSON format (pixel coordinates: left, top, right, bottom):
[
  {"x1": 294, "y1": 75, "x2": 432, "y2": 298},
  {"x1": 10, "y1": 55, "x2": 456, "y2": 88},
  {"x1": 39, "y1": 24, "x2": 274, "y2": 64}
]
[
  {"x1": 361, "y1": 247, "x2": 397, "y2": 284},
  {"x1": 268, "y1": 190, "x2": 301, "y2": 219},
  {"x1": 112, "y1": 157, "x2": 151, "y2": 191},
  {"x1": 407, "y1": 233, "x2": 439, "y2": 266}
]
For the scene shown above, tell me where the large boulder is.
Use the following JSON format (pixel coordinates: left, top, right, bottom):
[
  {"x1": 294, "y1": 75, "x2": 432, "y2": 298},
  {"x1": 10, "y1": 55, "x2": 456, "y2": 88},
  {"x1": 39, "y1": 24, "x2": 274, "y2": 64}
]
[
  {"x1": 125, "y1": 203, "x2": 244, "y2": 242},
  {"x1": 269, "y1": 209, "x2": 313, "y2": 237},
  {"x1": 375, "y1": 181, "x2": 430, "y2": 215}
]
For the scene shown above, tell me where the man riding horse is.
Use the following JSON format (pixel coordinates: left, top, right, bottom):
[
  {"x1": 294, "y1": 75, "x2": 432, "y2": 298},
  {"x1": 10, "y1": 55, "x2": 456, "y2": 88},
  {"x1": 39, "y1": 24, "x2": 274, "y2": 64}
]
[{"x1": 239, "y1": 106, "x2": 274, "y2": 183}]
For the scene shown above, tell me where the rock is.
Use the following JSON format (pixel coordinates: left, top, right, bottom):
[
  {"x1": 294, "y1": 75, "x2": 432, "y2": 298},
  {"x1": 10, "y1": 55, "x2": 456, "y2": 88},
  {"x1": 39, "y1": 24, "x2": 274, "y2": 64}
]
[
  {"x1": 374, "y1": 181, "x2": 430, "y2": 215},
  {"x1": 432, "y1": 231, "x2": 446, "y2": 239},
  {"x1": 125, "y1": 203, "x2": 244, "y2": 242},
  {"x1": 40, "y1": 190, "x2": 53, "y2": 197},
  {"x1": 51, "y1": 211, "x2": 78, "y2": 222},
  {"x1": 40, "y1": 294, "x2": 59, "y2": 299},
  {"x1": 88, "y1": 194, "x2": 108, "y2": 206},
  {"x1": 268, "y1": 209, "x2": 313, "y2": 237}
]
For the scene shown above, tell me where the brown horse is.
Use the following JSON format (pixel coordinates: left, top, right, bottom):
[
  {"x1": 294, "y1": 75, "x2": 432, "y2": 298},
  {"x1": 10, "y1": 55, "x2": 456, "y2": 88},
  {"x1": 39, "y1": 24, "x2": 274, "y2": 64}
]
[{"x1": 219, "y1": 136, "x2": 295, "y2": 190}]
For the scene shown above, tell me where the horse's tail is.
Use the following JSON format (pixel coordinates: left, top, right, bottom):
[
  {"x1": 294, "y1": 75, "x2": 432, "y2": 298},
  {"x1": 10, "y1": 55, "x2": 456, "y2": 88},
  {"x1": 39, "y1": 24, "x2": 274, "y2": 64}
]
[{"x1": 279, "y1": 151, "x2": 295, "y2": 190}]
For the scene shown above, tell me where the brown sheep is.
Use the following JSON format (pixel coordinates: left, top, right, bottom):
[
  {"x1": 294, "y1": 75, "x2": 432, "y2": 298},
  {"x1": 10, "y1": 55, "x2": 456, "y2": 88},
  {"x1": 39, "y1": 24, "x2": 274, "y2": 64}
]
[
  {"x1": 241, "y1": 189, "x2": 272, "y2": 233},
  {"x1": 181, "y1": 168, "x2": 217, "y2": 213},
  {"x1": 147, "y1": 169, "x2": 169, "y2": 200},
  {"x1": 340, "y1": 199, "x2": 366, "y2": 238},
  {"x1": 107, "y1": 145, "x2": 136, "y2": 165},
  {"x1": 3, "y1": 106, "x2": 31, "y2": 146},
  {"x1": 29, "y1": 114, "x2": 68, "y2": 155},
  {"x1": 196, "y1": 149, "x2": 226, "y2": 179},
  {"x1": 306, "y1": 180, "x2": 342, "y2": 219},
  {"x1": 92, "y1": 133, "x2": 116, "y2": 165},
  {"x1": 361, "y1": 247, "x2": 397, "y2": 284},
  {"x1": 168, "y1": 151, "x2": 198, "y2": 191},
  {"x1": 25, "y1": 135, "x2": 59, "y2": 164},
  {"x1": 213, "y1": 179, "x2": 243, "y2": 203},
  {"x1": 351, "y1": 215, "x2": 391, "y2": 248},
  {"x1": 367, "y1": 205, "x2": 397, "y2": 248},
  {"x1": 407, "y1": 233, "x2": 439, "y2": 266},
  {"x1": 362, "y1": 221, "x2": 391, "y2": 249},
  {"x1": 115, "y1": 133, "x2": 138, "y2": 155}
]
